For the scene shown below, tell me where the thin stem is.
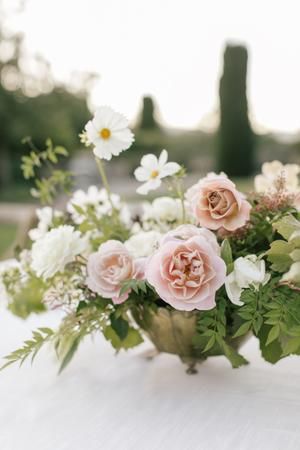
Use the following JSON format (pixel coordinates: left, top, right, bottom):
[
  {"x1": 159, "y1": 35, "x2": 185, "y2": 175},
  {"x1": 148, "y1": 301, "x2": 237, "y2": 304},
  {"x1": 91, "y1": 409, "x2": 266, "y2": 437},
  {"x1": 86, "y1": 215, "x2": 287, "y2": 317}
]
[
  {"x1": 95, "y1": 157, "x2": 116, "y2": 212},
  {"x1": 176, "y1": 179, "x2": 186, "y2": 223}
]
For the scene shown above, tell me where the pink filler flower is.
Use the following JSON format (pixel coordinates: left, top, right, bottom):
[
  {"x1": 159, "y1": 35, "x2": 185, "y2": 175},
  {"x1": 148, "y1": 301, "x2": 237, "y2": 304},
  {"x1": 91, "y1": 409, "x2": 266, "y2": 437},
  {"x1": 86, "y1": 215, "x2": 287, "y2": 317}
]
[
  {"x1": 146, "y1": 225, "x2": 226, "y2": 311},
  {"x1": 86, "y1": 240, "x2": 144, "y2": 304},
  {"x1": 186, "y1": 174, "x2": 251, "y2": 231}
]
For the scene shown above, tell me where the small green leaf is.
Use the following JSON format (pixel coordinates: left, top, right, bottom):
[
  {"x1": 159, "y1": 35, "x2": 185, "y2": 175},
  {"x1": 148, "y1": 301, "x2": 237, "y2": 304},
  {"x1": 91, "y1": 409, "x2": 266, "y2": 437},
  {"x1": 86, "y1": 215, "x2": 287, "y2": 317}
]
[
  {"x1": 58, "y1": 337, "x2": 80, "y2": 374},
  {"x1": 202, "y1": 335, "x2": 216, "y2": 352},
  {"x1": 233, "y1": 321, "x2": 251, "y2": 338},
  {"x1": 266, "y1": 324, "x2": 280, "y2": 346},
  {"x1": 221, "y1": 239, "x2": 233, "y2": 272},
  {"x1": 110, "y1": 314, "x2": 129, "y2": 341}
]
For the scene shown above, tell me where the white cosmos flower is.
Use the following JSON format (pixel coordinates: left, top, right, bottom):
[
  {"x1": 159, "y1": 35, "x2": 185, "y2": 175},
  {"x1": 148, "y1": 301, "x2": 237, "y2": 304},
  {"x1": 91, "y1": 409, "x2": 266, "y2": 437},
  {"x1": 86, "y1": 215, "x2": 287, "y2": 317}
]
[
  {"x1": 67, "y1": 186, "x2": 121, "y2": 224},
  {"x1": 125, "y1": 230, "x2": 162, "y2": 258},
  {"x1": 84, "y1": 106, "x2": 134, "y2": 160},
  {"x1": 31, "y1": 225, "x2": 87, "y2": 280},
  {"x1": 225, "y1": 255, "x2": 270, "y2": 306},
  {"x1": 134, "y1": 149, "x2": 180, "y2": 195}
]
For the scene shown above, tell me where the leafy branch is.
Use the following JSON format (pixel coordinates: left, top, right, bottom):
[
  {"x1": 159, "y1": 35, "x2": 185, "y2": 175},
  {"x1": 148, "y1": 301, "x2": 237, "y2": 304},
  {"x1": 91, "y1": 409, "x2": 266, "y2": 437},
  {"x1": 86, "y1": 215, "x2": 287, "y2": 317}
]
[
  {"x1": 21, "y1": 138, "x2": 73, "y2": 204},
  {"x1": 0, "y1": 328, "x2": 54, "y2": 371},
  {"x1": 193, "y1": 298, "x2": 248, "y2": 368}
]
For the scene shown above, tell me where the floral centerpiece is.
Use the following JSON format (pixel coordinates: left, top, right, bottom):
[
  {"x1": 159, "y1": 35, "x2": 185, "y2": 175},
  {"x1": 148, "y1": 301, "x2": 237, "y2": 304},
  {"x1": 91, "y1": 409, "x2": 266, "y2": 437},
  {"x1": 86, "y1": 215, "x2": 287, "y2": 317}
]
[{"x1": 2, "y1": 106, "x2": 300, "y2": 374}]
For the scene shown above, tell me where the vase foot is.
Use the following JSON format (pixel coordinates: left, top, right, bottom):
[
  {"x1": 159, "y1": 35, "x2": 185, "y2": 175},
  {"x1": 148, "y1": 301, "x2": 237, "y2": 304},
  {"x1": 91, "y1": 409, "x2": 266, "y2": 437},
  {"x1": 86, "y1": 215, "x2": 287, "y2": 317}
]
[{"x1": 186, "y1": 362, "x2": 198, "y2": 375}]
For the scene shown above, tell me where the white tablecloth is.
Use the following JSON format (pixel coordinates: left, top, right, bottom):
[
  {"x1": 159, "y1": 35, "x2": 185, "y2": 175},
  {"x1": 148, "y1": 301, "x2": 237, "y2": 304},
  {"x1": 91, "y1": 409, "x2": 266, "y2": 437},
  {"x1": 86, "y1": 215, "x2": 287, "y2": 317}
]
[{"x1": 1, "y1": 308, "x2": 300, "y2": 450}]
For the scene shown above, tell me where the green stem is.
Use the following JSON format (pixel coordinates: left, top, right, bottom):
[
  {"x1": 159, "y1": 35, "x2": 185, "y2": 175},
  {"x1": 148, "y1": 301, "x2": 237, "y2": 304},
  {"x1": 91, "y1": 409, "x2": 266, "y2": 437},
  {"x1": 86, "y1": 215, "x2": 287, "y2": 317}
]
[
  {"x1": 176, "y1": 179, "x2": 186, "y2": 223},
  {"x1": 95, "y1": 157, "x2": 116, "y2": 212}
]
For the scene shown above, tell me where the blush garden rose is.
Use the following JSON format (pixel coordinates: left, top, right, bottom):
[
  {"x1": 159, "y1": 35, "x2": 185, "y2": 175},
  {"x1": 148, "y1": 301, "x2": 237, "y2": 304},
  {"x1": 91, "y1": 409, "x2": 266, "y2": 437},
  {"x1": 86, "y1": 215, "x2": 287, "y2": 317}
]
[
  {"x1": 146, "y1": 231, "x2": 226, "y2": 311},
  {"x1": 186, "y1": 173, "x2": 251, "y2": 231},
  {"x1": 86, "y1": 240, "x2": 145, "y2": 304}
]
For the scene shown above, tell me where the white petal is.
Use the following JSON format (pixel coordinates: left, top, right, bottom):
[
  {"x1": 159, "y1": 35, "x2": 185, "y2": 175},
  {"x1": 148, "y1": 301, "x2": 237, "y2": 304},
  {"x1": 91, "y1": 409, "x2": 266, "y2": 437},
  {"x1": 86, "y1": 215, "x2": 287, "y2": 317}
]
[
  {"x1": 160, "y1": 162, "x2": 181, "y2": 178},
  {"x1": 225, "y1": 273, "x2": 244, "y2": 306},
  {"x1": 158, "y1": 149, "x2": 168, "y2": 166},
  {"x1": 113, "y1": 129, "x2": 134, "y2": 146},
  {"x1": 93, "y1": 145, "x2": 113, "y2": 161},
  {"x1": 140, "y1": 154, "x2": 159, "y2": 170},
  {"x1": 134, "y1": 166, "x2": 150, "y2": 182},
  {"x1": 85, "y1": 121, "x2": 98, "y2": 142},
  {"x1": 94, "y1": 106, "x2": 115, "y2": 128},
  {"x1": 136, "y1": 179, "x2": 161, "y2": 195}
]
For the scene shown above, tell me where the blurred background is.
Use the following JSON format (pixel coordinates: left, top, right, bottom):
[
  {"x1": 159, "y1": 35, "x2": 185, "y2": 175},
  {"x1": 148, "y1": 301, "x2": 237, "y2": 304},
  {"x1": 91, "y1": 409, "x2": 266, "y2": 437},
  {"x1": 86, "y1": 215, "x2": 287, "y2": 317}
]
[{"x1": 1, "y1": 0, "x2": 300, "y2": 258}]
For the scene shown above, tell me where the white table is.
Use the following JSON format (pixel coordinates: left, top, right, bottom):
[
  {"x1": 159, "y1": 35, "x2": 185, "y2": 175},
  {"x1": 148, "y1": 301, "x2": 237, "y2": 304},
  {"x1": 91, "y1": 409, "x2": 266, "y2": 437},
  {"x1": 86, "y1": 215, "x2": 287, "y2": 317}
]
[{"x1": 0, "y1": 308, "x2": 300, "y2": 450}]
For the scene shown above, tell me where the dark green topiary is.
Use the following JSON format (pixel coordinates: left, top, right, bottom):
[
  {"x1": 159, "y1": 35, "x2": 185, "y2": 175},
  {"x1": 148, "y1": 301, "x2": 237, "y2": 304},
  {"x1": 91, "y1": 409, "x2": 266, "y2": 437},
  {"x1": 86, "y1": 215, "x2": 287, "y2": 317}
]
[
  {"x1": 217, "y1": 44, "x2": 255, "y2": 176},
  {"x1": 138, "y1": 96, "x2": 160, "y2": 130}
]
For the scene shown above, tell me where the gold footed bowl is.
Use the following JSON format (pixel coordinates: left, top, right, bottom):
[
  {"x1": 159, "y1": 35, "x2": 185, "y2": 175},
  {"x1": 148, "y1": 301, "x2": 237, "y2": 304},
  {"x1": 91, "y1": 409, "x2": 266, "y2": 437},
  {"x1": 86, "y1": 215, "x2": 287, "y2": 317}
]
[{"x1": 131, "y1": 305, "x2": 250, "y2": 374}]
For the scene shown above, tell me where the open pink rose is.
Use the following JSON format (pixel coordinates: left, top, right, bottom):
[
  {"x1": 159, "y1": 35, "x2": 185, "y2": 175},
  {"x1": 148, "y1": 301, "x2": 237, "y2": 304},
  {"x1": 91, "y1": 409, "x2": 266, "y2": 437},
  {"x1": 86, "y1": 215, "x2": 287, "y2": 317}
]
[
  {"x1": 146, "y1": 235, "x2": 226, "y2": 311},
  {"x1": 161, "y1": 224, "x2": 220, "y2": 255},
  {"x1": 86, "y1": 240, "x2": 145, "y2": 304},
  {"x1": 186, "y1": 174, "x2": 251, "y2": 231}
]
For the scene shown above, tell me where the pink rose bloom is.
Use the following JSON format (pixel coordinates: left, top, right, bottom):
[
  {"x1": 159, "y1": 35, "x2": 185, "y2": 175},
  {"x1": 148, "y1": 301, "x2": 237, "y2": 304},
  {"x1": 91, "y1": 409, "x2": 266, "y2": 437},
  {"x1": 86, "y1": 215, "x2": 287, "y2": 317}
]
[
  {"x1": 146, "y1": 235, "x2": 226, "y2": 311},
  {"x1": 161, "y1": 224, "x2": 220, "y2": 255},
  {"x1": 186, "y1": 174, "x2": 251, "y2": 231},
  {"x1": 87, "y1": 240, "x2": 145, "y2": 304}
]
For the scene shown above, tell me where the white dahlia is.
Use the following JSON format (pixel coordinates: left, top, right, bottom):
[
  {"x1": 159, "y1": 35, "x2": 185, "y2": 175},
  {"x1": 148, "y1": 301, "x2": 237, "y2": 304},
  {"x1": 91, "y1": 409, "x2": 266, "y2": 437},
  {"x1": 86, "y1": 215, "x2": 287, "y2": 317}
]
[{"x1": 31, "y1": 225, "x2": 87, "y2": 280}]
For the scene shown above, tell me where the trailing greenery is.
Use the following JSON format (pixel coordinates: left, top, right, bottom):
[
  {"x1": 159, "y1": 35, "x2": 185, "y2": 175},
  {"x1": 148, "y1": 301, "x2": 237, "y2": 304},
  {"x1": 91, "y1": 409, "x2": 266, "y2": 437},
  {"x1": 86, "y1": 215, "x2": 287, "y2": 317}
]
[{"x1": 21, "y1": 138, "x2": 73, "y2": 204}]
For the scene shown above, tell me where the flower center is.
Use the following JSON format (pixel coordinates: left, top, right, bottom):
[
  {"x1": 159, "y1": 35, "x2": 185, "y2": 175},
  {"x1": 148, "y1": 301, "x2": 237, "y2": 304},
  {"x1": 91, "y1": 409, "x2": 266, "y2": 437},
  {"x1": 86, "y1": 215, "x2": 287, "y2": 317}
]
[
  {"x1": 150, "y1": 170, "x2": 159, "y2": 179},
  {"x1": 99, "y1": 128, "x2": 111, "y2": 139}
]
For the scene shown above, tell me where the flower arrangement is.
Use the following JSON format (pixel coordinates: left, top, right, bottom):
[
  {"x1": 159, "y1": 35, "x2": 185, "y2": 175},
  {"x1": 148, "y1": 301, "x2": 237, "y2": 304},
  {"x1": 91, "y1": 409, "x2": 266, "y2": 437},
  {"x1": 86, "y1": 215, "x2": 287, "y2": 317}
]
[{"x1": 2, "y1": 106, "x2": 300, "y2": 374}]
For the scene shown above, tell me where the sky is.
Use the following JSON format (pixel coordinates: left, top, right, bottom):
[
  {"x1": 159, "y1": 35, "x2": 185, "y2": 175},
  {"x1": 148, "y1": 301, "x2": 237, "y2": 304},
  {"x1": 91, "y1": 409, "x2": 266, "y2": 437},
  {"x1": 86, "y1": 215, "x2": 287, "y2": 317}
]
[{"x1": 5, "y1": 0, "x2": 300, "y2": 133}]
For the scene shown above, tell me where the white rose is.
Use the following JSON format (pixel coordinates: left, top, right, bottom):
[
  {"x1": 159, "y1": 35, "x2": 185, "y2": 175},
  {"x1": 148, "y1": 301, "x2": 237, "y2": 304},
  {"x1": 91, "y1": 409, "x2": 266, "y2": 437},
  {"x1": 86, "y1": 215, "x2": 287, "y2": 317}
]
[
  {"x1": 31, "y1": 225, "x2": 87, "y2": 280},
  {"x1": 125, "y1": 231, "x2": 162, "y2": 258},
  {"x1": 225, "y1": 255, "x2": 270, "y2": 306}
]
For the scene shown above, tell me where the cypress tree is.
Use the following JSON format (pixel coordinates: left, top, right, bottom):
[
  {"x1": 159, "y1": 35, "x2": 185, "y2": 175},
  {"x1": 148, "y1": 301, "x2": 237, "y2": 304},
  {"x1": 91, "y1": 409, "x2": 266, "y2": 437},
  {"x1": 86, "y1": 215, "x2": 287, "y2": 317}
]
[
  {"x1": 217, "y1": 44, "x2": 254, "y2": 176},
  {"x1": 138, "y1": 96, "x2": 159, "y2": 130}
]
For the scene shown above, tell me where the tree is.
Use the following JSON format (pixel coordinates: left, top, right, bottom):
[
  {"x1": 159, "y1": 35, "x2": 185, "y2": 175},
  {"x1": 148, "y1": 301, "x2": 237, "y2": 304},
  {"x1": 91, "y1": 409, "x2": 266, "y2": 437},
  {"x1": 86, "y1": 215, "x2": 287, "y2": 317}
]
[
  {"x1": 0, "y1": 0, "x2": 91, "y2": 186},
  {"x1": 137, "y1": 96, "x2": 160, "y2": 130},
  {"x1": 217, "y1": 44, "x2": 255, "y2": 176}
]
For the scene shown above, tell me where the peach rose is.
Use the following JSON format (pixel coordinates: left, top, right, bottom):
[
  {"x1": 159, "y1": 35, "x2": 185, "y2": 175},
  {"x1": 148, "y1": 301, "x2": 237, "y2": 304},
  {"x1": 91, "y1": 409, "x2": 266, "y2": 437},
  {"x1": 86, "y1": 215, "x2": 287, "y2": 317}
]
[
  {"x1": 146, "y1": 234, "x2": 226, "y2": 311},
  {"x1": 186, "y1": 174, "x2": 251, "y2": 231},
  {"x1": 86, "y1": 240, "x2": 145, "y2": 304}
]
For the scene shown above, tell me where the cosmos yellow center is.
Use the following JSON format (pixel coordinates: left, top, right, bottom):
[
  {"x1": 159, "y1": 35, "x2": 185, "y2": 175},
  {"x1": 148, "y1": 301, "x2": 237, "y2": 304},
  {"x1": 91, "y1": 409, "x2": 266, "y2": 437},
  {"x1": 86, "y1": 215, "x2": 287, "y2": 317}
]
[
  {"x1": 99, "y1": 128, "x2": 111, "y2": 139},
  {"x1": 150, "y1": 170, "x2": 159, "y2": 179}
]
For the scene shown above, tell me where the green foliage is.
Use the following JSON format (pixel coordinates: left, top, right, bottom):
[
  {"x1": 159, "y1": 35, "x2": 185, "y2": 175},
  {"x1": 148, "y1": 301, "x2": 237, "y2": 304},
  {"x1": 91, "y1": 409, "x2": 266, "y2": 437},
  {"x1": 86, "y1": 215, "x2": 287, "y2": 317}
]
[
  {"x1": 21, "y1": 139, "x2": 73, "y2": 204},
  {"x1": 0, "y1": 328, "x2": 54, "y2": 371},
  {"x1": 2, "y1": 269, "x2": 46, "y2": 318},
  {"x1": 78, "y1": 207, "x2": 130, "y2": 249},
  {"x1": 193, "y1": 297, "x2": 249, "y2": 368},
  {"x1": 267, "y1": 214, "x2": 300, "y2": 285},
  {"x1": 217, "y1": 44, "x2": 254, "y2": 177},
  {"x1": 220, "y1": 239, "x2": 233, "y2": 273},
  {"x1": 104, "y1": 327, "x2": 143, "y2": 351},
  {"x1": 233, "y1": 278, "x2": 300, "y2": 363}
]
